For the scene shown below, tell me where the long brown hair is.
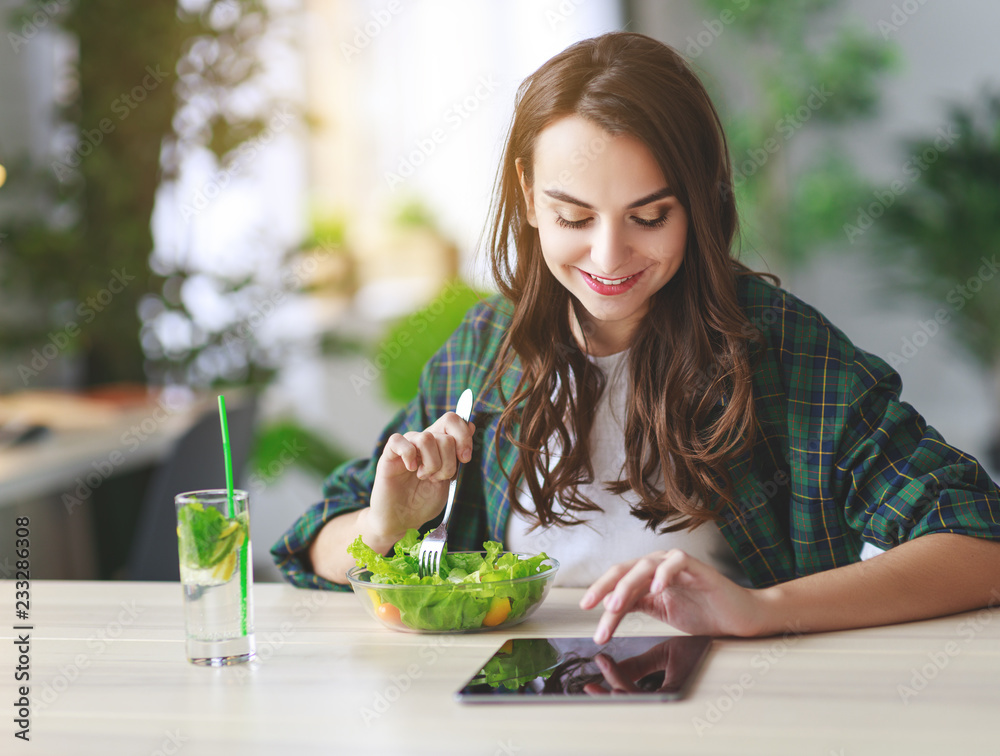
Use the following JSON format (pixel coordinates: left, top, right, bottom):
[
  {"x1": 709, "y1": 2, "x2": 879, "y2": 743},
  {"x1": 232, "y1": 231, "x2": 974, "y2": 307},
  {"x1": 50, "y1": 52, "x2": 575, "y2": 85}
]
[{"x1": 487, "y1": 32, "x2": 770, "y2": 533}]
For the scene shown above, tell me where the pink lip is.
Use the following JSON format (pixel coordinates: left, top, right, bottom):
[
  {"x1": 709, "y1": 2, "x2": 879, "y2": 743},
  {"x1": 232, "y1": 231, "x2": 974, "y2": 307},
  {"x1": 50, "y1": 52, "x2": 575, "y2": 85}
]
[{"x1": 579, "y1": 268, "x2": 645, "y2": 296}]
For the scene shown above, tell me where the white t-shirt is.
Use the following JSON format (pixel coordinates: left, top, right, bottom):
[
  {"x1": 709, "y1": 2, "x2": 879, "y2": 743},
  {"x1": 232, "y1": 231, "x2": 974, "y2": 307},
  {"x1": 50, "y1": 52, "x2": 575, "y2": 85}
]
[{"x1": 505, "y1": 350, "x2": 747, "y2": 588}]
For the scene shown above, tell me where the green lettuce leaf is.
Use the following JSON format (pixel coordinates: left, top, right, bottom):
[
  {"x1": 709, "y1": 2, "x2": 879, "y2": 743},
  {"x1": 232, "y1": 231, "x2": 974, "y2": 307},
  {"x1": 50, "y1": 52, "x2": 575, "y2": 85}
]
[
  {"x1": 474, "y1": 638, "x2": 561, "y2": 689},
  {"x1": 347, "y1": 528, "x2": 553, "y2": 631}
]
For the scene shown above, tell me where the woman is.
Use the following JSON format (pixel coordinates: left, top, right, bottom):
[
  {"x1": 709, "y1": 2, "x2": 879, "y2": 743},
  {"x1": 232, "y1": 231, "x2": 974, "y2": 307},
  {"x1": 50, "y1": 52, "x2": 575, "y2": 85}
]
[{"x1": 273, "y1": 32, "x2": 1000, "y2": 641}]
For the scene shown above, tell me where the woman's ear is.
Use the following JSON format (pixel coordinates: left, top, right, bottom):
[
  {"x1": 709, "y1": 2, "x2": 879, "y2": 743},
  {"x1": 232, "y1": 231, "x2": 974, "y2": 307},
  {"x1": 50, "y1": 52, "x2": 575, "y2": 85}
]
[{"x1": 515, "y1": 158, "x2": 538, "y2": 228}]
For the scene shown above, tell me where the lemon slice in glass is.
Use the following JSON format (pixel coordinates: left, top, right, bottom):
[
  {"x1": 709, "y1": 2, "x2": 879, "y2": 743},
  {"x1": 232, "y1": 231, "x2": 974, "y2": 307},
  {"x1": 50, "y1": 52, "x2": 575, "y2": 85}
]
[{"x1": 210, "y1": 550, "x2": 238, "y2": 583}]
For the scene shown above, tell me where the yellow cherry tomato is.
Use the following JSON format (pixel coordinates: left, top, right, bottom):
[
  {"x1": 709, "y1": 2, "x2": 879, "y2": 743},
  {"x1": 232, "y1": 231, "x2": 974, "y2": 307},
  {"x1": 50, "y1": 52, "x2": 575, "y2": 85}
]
[
  {"x1": 367, "y1": 589, "x2": 381, "y2": 610},
  {"x1": 377, "y1": 602, "x2": 402, "y2": 626},
  {"x1": 483, "y1": 597, "x2": 511, "y2": 627}
]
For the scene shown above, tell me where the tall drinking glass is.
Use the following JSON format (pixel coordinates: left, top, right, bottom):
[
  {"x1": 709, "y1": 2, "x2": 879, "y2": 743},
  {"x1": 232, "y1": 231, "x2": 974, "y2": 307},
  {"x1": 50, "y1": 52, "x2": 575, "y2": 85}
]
[{"x1": 175, "y1": 489, "x2": 255, "y2": 665}]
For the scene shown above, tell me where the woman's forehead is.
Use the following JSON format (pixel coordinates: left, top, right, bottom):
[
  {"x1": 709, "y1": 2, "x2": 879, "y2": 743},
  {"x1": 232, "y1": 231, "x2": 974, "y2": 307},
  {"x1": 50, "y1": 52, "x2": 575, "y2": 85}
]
[{"x1": 530, "y1": 115, "x2": 670, "y2": 203}]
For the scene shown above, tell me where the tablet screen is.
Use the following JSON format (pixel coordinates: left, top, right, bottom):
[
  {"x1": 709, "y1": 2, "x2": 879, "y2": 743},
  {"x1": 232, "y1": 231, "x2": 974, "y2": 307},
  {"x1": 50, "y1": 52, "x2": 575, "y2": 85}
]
[{"x1": 455, "y1": 635, "x2": 712, "y2": 703}]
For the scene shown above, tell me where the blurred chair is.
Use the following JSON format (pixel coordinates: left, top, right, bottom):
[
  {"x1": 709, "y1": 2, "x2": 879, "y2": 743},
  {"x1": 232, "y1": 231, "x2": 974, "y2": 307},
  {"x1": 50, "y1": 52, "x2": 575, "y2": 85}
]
[{"x1": 125, "y1": 392, "x2": 257, "y2": 581}]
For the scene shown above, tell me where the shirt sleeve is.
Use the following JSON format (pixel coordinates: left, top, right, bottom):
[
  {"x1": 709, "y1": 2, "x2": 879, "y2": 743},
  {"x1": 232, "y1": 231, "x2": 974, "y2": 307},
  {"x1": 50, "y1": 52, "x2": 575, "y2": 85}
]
[
  {"x1": 832, "y1": 344, "x2": 1000, "y2": 549},
  {"x1": 767, "y1": 285, "x2": 1000, "y2": 558}
]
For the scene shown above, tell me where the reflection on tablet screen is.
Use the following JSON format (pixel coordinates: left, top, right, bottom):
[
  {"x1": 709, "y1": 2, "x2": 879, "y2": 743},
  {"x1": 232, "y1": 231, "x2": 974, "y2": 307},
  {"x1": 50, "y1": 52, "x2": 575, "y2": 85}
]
[{"x1": 456, "y1": 635, "x2": 712, "y2": 703}]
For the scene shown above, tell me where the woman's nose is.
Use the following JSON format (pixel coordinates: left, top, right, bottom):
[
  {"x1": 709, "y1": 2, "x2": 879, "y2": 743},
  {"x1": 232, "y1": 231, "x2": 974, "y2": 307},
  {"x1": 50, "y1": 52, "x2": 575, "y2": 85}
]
[{"x1": 589, "y1": 221, "x2": 630, "y2": 275}]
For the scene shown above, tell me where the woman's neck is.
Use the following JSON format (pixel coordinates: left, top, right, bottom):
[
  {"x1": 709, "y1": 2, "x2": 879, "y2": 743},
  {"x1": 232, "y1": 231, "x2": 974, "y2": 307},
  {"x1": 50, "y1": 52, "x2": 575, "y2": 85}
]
[{"x1": 569, "y1": 304, "x2": 638, "y2": 357}]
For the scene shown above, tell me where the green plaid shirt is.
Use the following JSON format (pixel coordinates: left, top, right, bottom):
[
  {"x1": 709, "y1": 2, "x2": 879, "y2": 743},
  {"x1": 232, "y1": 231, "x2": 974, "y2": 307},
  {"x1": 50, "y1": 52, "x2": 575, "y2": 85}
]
[{"x1": 272, "y1": 275, "x2": 1000, "y2": 590}]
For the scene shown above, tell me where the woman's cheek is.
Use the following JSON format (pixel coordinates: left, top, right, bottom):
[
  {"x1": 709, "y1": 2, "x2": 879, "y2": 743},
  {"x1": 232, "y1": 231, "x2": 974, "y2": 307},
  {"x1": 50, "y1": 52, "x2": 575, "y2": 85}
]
[{"x1": 539, "y1": 226, "x2": 583, "y2": 267}]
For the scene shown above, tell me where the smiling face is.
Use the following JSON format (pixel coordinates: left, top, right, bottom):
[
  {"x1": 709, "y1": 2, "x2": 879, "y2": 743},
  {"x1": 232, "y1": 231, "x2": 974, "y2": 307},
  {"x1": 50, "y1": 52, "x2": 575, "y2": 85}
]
[{"x1": 517, "y1": 115, "x2": 689, "y2": 356}]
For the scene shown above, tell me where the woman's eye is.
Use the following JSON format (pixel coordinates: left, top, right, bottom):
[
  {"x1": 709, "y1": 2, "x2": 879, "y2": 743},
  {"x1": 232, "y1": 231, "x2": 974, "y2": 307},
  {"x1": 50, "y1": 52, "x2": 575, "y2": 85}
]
[
  {"x1": 633, "y1": 212, "x2": 669, "y2": 228},
  {"x1": 552, "y1": 210, "x2": 670, "y2": 229},
  {"x1": 555, "y1": 215, "x2": 590, "y2": 229}
]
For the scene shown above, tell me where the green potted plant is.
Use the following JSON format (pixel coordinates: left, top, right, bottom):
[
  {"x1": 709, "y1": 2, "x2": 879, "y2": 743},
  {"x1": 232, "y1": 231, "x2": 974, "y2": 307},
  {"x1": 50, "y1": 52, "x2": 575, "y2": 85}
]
[
  {"x1": 0, "y1": 0, "x2": 276, "y2": 389},
  {"x1": 692, "y1": 0, "x2": 896, "y2": 272},
  {"x1": 0, "y1": 0, "x2": 188, "y2": 387},
  {"x1": 876, "y1": 93, "x2": 1000, "y2": 470}
]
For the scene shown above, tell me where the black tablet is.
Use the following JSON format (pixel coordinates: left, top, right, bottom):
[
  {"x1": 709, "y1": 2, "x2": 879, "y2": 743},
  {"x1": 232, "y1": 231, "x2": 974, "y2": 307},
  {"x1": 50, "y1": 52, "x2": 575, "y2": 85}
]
[{"x1": 455, "y1": 635, "x2": 712, "y2": 703}]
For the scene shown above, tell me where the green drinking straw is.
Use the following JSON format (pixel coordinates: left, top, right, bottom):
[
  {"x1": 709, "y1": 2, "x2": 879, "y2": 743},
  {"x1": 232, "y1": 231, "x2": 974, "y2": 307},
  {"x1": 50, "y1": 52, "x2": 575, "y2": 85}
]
[{"x1": 218, "y1": 395, "x2": 249, "y2": 636}]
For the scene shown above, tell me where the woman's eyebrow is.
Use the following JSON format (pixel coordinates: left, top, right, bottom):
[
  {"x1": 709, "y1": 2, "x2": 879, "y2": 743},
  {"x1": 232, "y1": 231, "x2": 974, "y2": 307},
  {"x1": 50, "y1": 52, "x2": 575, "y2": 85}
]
[
  {"x1": 627, "y1": 188, "x2": 675, "y2": 208},
  {"x1": 542, "y1": 187, "x2": 674, "y2": 210}
]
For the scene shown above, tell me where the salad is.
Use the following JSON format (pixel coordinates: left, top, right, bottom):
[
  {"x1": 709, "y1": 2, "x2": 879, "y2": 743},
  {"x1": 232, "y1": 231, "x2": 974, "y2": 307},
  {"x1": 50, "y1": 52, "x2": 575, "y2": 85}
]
[
  {"x1": 347, "y1": 529, "x2": 555, "y2": 632},
  {"x1": 473, "y1": 638, "x2": 561, "y2": 689}
]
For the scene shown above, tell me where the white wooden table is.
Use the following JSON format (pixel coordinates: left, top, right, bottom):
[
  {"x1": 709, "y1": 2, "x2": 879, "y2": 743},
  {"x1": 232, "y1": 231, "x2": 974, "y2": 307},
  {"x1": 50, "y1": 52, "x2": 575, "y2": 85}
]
[{"x1": 1, "y1": 581, "x2": 997, "y2": 754}]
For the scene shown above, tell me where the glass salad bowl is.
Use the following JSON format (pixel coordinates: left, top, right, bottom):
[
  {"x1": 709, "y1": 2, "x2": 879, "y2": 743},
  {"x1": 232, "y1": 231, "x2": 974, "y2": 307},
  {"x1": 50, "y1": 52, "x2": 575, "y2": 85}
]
[{"x1": 346, "y1": 553, "x2": 560, "y2": 634}]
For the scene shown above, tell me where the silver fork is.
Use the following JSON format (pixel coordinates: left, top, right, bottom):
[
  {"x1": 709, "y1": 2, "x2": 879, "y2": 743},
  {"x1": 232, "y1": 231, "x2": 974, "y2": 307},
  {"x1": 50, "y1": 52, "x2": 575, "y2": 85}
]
[{"x1": 417, "y1": 388, "x2": 474, "y2": 578}]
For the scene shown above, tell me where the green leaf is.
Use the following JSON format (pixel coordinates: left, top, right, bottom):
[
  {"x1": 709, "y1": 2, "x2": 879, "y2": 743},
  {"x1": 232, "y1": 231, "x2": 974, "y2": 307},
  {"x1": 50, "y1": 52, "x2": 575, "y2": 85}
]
[
  {"x1": 349, "y1": 529, "x2": 554, "y2": 631},
  {"x1": 177, "y1": 501, "x2": 246, "y2": 571}
]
